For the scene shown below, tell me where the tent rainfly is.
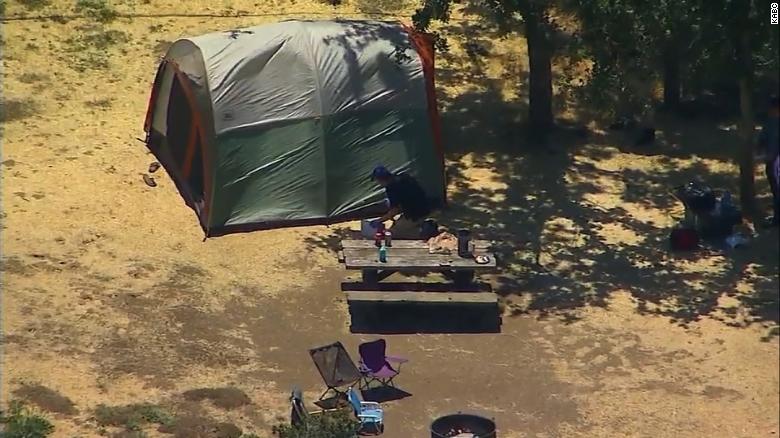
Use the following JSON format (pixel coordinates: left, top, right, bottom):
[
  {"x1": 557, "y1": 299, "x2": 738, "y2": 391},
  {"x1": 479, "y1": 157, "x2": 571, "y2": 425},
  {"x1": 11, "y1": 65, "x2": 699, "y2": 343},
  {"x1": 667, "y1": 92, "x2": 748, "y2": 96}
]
[{"x1": 143, "y1": 20, "x2": 446, "y2": 237}]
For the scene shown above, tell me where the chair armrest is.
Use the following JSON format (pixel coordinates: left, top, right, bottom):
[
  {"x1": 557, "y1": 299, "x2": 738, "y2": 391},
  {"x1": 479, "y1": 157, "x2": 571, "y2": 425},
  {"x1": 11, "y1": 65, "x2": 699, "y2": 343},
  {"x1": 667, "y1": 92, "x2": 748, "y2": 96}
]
[
  {"x1": 360, "y1": 401, "x2": 382, "y2": 409},
  {"x1": 386, "y1": 355, "x2": 408, "y2": 364},
  {"x1": 358, "y1": 416, "x2": 383, "y2": 424}
]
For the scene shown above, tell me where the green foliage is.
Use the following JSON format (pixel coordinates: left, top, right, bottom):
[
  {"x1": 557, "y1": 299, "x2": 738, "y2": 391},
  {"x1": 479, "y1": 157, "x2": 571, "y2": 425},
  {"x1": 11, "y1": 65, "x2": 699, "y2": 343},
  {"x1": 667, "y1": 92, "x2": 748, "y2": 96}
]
[
  {"x1": 18, "y1": 73, "x2": 49, "y2": 83},
  {"x1": 563, "y1": 0, "x2": 675, "y2": 114},
  {"x1": 93, "y1": 403, "x2": 174, "y2": 433},
  {"x1": 62, "y1": 26, "x2": 129, "y2": 71},
  {"x1": 411, "y1": 0, "x2": 458, "y2": 52},
  {"x1": 696, "y1": 0, "x2": 779, "y2": 87},
  {"x1": 18, "y1": 0, "x2": 50, "y2": 10},
  {"x1": 84, "y1": 97, "x2": 113, "y2": 109},
  {"x1": 0, "y1": 400, "x2": 55, "y2": 438},
  {"x1": 567, "y1": 0, "x2": 778, "y2": 115},
  {"x1": 74, "y1": 0, "x2": 118, "y2": 23},
  {"x1": 272, "y1": 409, "x2": 361, "y2": 438},
  {"x1": 0, "y1": 98, "x2": 40, "y2": 123},
  {"x1": 355, "y1": 0, "x2": 411, "y2": 14}
]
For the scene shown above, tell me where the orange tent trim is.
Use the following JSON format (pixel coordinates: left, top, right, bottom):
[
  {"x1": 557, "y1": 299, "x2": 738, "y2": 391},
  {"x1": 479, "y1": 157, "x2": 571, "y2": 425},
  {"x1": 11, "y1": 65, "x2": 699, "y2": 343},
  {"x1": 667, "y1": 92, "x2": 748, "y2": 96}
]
[{"x1": 402, "y1": 25, "x2": 447, "y2": 204}]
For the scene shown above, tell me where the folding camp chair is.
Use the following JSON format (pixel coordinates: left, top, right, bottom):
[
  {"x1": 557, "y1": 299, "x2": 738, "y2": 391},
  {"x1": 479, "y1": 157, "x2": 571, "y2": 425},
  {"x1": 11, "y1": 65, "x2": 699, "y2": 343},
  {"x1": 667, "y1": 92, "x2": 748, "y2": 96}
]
[
  {"x1": 347, "y1": 387, "x2": 384, "y2": 434},
  {"x1": 357, "y1": 339, "x2": 408, "y2": 390},
  {"x1": 309, "y1": 342, "x2": 362, "y2": 402}
]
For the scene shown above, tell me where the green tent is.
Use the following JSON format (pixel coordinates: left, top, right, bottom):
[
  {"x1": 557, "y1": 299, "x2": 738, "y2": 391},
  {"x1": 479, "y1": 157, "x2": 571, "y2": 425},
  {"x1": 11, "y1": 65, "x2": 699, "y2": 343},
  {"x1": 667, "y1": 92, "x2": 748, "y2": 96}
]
[{"x1": 143, "y1": 20, "x2": 446, "y2": 237}]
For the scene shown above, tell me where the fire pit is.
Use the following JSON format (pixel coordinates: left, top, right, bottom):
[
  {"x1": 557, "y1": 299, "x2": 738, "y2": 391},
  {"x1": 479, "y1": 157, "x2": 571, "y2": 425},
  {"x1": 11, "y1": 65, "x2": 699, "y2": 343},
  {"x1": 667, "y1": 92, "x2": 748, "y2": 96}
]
[{"x1": 430, "y1": 413, "x2": 496, "y2": 438}]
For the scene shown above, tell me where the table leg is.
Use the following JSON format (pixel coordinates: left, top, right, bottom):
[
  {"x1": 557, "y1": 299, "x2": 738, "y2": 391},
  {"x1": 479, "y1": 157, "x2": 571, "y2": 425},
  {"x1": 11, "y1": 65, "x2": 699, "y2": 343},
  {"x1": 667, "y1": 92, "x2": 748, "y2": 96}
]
[
  {"x1": 453, "y1": 269, "x2": 475, "y2": 287},
  {"x1": 362, "y1": 269, "x2": 379, "y2": 284}
]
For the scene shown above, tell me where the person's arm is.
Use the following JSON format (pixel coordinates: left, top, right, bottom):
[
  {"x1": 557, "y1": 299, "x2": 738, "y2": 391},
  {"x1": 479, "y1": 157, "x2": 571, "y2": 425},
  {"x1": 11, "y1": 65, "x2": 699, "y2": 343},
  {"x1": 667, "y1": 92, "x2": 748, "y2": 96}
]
[
  {"x1": 371, "y1": 183, "x2": 403, "y2": 226},
  {"x1": 377, "y1": 206, "x2": 402, "y2": 223}
]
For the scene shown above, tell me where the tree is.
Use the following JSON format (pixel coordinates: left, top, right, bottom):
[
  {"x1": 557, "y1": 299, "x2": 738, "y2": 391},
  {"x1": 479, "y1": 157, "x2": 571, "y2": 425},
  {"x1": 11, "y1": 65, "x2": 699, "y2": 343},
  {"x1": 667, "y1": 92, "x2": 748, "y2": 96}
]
[
  {"x1": 571, "y1": 0, "x2": 778, "y2": 214},
  {"x1": 568, "y1": 0, "x2": 704, "y2": 116},
  {"x1": 694, "y1": 0, "x2": 778, "y2": 216},
  {"x1": 517, "y1": 0, "x2": 555, "y2": 131},
  {"x1": 716, "y1": 0, "x2": 758, "y2": 215},
  {"x1": 413, "y1": 0, "x2": 556, "y2": 136},
  {"x1": 568, "y1": 0, "x2": 656, "y2": 119}
]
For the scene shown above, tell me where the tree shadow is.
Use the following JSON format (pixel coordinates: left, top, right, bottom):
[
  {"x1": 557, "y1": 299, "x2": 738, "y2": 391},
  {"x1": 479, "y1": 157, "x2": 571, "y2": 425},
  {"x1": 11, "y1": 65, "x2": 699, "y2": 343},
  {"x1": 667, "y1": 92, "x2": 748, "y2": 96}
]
[
  {"x1": 305, "y1": 227, "x2": 362, "y2": 253},
  {"x1": 308, "y1": 14, "x2": 779, "y2": 335}
]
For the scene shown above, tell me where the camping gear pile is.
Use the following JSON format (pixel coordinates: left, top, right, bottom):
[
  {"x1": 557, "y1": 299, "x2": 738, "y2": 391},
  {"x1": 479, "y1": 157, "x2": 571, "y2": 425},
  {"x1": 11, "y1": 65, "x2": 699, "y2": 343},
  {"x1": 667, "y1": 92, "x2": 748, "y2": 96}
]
[
  {"x1": 670, "y1": 180, "x2": 743, "y2": 250},
  {"x1": 143, "y1": 20, "x2": 446, "y2": 237},
  {"x1": 428, "y1": 232, "x2": 458, "y2": 254}
]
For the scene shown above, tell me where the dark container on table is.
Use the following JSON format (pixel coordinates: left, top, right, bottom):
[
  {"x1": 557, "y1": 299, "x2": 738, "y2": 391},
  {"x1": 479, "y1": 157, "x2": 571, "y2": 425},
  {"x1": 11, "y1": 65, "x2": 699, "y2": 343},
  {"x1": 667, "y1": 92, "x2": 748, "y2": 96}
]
[{"x1": 457, "y1": 229, "x2": 472, "y2": 257}]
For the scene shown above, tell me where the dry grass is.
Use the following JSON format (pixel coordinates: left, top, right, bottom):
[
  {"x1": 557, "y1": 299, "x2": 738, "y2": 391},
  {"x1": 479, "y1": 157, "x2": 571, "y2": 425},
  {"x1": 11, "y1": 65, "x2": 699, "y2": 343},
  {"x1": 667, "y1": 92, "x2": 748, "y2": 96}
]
[{"x1": 2, "y1": 1, "x2": 778, "y2": 437}]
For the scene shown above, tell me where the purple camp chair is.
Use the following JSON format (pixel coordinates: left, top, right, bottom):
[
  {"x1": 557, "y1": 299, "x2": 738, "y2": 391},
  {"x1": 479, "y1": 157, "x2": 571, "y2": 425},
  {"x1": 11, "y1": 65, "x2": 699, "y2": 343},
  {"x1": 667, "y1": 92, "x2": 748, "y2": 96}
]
[{"x1": 357, "y1": 339, "x2": 408, "y2": 389}]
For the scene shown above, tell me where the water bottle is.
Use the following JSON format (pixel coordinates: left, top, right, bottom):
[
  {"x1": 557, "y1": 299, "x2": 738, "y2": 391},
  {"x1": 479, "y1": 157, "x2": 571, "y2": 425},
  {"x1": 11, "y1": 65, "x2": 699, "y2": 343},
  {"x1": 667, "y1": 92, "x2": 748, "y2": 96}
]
[{"x1": 378, "y1": 244, "x2": 387, "y2": 263}]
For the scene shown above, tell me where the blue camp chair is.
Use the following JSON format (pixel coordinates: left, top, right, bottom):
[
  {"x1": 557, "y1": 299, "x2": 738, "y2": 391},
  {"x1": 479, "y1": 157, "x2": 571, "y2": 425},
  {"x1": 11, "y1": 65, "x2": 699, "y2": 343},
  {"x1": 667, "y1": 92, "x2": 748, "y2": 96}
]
[{"x1": 347, "y1": 387, "x2": 384, "y2": 434}]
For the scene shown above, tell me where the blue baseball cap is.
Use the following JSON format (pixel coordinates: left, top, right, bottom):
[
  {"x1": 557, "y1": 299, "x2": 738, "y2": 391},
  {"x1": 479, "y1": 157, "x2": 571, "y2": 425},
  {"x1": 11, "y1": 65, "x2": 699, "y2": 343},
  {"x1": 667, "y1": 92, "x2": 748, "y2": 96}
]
[{"x1": 370, "y1": 165, "x2": 393, "y2": 180}]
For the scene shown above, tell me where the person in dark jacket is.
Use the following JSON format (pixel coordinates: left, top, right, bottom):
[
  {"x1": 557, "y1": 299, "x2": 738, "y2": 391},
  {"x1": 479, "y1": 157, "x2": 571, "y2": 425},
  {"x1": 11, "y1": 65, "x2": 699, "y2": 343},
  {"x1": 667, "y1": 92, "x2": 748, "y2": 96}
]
[
  {"x1": 369, "y1": 165, "x2": 432, "y2": 239},
  {"x1": 758, "y1": 95, "x2": 780, "y2": 227}
]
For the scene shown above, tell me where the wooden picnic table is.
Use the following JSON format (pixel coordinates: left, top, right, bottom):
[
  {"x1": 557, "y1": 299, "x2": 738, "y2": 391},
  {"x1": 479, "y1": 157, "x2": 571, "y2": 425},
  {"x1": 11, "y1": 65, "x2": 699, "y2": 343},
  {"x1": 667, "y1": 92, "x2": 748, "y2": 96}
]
[
  {"x1": 339, "y1": 239, "x2": 497, "y2": 286},
  {"x1": 339, "y1": 239, "x2": 500, "y2": 329}
]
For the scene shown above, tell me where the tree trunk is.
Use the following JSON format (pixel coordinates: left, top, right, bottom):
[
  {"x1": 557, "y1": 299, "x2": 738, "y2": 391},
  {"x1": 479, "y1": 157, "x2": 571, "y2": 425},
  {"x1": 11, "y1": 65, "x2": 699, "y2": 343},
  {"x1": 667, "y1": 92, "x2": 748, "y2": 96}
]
[
  {"x1": 522, "y1": 2, "x2": 554, "y2": 136},
  {"x1": 735, "y1": 32, "x2": 757, "y2": 217},
  {"x1": 662, "y1": 41, "x2": 681, "y2": 109}
]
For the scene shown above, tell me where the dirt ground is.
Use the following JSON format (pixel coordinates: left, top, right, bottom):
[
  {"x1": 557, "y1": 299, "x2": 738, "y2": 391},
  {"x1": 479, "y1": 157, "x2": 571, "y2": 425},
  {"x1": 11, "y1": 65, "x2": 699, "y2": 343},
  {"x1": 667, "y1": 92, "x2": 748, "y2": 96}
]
[{"x1": 2, "y1": 1, "x2": 779, "y2": 437}]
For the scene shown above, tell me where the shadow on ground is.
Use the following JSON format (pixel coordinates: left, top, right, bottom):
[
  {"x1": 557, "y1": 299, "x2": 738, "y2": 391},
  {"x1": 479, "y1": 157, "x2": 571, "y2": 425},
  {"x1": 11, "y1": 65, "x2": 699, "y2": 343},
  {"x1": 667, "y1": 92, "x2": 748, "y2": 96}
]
[
  {"x1": 347, "y1": 301, "x2": 502, "y2": 334},
  {"x1": 306, "y1": 16, "x2": 780, "y2": 334},
  {"x1": 360, "y1": 386, "x2": 412, "y2": 403}
]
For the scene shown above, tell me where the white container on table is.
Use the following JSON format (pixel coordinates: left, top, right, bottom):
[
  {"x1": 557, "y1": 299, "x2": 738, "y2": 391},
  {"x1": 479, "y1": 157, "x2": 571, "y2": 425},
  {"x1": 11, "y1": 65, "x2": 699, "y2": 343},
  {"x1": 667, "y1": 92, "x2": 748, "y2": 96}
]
[{"x1": 361, "y1": 218, "x2": 380, "y2": 239}]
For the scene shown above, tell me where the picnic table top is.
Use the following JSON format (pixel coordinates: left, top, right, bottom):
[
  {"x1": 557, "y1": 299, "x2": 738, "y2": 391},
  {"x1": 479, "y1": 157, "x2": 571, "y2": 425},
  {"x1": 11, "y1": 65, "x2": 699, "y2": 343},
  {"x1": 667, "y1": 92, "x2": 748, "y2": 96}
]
[
  {"x1": 339, "y1": 239, "x2": 497, "y2": 270},
  {"x1": 340, "y1": 239, "x2": 492, "y2": 249}
]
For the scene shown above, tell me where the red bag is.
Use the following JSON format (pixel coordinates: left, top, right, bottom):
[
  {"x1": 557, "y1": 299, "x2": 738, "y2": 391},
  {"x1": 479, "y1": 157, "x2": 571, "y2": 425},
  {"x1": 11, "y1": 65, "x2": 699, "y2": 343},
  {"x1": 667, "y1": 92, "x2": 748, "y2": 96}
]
[{"x1": 670, "y1": 228, "x2": 699, "y2": 251}]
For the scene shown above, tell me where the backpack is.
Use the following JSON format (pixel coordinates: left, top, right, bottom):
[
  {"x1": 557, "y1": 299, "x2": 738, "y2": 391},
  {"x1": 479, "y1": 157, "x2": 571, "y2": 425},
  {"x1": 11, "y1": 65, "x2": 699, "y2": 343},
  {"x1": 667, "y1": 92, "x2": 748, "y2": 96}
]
[{"x1": 679, "y1": 181, "x2": 716, "y2": 213}]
